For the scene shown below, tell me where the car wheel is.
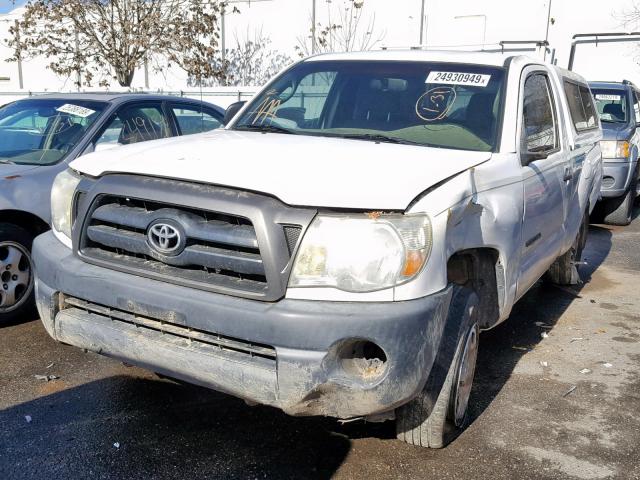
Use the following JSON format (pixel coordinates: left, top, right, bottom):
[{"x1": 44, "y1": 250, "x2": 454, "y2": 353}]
[
  {"x1": 0, "y1": 223, "x2": 36, "y2": 325},
  {"x1": 395, "y1": 285, "x2": 479, "y2": 448},
  {"x1": 545, "y1": 210, "x2": 588, "y2": 286},
  {"x1": 603, "y1": 179, "x2": 636, "y2": 226}
]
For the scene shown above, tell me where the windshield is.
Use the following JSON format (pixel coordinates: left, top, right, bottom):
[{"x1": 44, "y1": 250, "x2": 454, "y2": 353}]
[
  {"x1": 233, "y1": 60, "x2": 505, "y2": 152},
  {"x1": 592, "y1": 89, "x2": 628, "y2": 124},
  {"x1": 0, "y1": 99, "x2": 107, "y2": 165}
]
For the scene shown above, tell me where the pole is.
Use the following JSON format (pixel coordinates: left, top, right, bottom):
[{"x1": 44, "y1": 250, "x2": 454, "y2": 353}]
[
  {"x1": 481, "y1": 15, "x2": 487, "y2": 48},
  {"x1": 312, "y1": 0, "x2": 317, "y2": 54},
  {"x1": 544, "y1": 0, "x2": 553, "y2": 60},
  {"x1": 419, "y1": 0, "x2": 426, "y2": 45},
  {"x1": 74, "y1": 30, "x2": 81, "y2": 90},
  {"x1": 144, "y1": 57, "x2": 149, "y2": 89},
  {"x1": 221, "y1": 9, "x2": 226, "y2": 61},
  {"x1": 14, "y1": 20, "x2": 23, "y2": 89}
]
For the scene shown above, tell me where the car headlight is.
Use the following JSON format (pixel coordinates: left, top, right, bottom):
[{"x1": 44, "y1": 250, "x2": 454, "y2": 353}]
[
  {"x1": 51, "y1": 169, "x2": 82, "y2": 241},
  {"x1": 289, "y1": 214, "x2": 432, "y2": 293},
  {"x1": 600, "y1": 140, "x2": 629, "y2": 159}
]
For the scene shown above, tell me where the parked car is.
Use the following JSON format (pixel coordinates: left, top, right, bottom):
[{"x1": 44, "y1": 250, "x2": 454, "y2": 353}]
[
  {"x1": 588, "y1": 80, "x2": 640, "y2": 225},
  {"x1": 0, "y1": 93, "x2": 224, "y2": 323},
  {"x1": 33, "y1": 51, "x2": 602, "y2": 448}
]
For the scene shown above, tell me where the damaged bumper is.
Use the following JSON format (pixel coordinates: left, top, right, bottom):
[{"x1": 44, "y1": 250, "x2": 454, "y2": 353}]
[{"x1": 34, "y1": 232, "x2": 452, "y2": 418}]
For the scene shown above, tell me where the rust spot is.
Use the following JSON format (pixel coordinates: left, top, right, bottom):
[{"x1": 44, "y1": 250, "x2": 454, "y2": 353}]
[
  {"x1": 366, "y1": 211, "x2": 383, "y2": 220},
  {"x1": 4, "y1": 175, "x2": 21, "y2": 180}
]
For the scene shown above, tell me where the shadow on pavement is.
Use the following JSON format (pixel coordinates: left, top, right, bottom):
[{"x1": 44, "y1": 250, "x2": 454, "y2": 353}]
[
  {"x1": 0, "y1": 375, "x2": 352, "y2": 480},
  {"x1": 469, "y1": 222, "x2": 614, "y2": 424}
]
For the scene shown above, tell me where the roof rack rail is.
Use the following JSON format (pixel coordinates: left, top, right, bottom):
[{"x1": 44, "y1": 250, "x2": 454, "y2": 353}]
[
  {"x1": 568, "y1": 32, "x2": 640, "y2": 70},
  {"x1": 380, "y1": 40, "x2": 554, "y2": 61}
]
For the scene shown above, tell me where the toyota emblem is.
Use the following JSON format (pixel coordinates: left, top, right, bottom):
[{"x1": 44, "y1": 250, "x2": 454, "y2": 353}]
[{"x1": 148, "y1": 222, "x2": 183, "y2": 255}]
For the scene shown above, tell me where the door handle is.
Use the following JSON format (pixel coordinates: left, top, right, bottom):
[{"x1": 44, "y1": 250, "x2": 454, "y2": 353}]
[{"x1": 563, "y1": 166, "x2": 573, "y2": 181}]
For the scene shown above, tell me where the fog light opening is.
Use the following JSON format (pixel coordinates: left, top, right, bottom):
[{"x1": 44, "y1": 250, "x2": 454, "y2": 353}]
[
  {"x1": 338, "y1": 340, "x2": 387, "y2": 381},
  {"x1": 602, "y1": 176, "x2": 615, "y2": 189}
]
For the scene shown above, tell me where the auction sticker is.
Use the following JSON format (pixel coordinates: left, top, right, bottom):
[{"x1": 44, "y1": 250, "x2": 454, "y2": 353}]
[
  {"x1": 56, "y1": 104, "x2": 96, "y2": 118},
  {"x1": 426, "y1": 71, "x2": 491, "y2": 87},
  {"x1": 595, "y1": 94, "x2": 621, "y2": 101}
]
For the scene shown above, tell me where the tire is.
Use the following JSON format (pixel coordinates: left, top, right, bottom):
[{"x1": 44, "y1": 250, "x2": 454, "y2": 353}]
[
  {"x1": 545, "y1": 211, "x2": 589, "y2": 286},
  {"x1": 395, "y1": 285, "x2": 480, "y2": 448},
  {"x1": 0, "y1": 223, "x2": 36, "y2": 325},
  {"x1": 603, "y1": 179, "x2": 636, "y2": 226}
]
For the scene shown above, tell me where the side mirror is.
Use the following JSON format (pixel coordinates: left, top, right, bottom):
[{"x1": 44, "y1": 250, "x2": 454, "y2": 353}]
[{"x1": 224, "y1": 101, "x2": 246, "y2": 125}]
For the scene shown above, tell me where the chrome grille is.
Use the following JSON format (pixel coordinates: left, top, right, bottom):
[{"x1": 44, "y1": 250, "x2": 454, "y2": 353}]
[
  {"x1": 74, "y1": 175, "x2": 317, "y2": 301},
  {"x1": 82, "y1": 197, "x2": 268, "y2": 294}
]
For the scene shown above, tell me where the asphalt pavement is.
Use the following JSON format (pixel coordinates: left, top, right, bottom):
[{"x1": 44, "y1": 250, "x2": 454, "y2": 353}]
[{"x1": 1, "y1": 206, "x2": 639, "y2": 480}]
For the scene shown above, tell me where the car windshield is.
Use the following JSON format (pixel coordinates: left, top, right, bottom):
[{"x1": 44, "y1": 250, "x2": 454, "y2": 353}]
[
  {"x1": 232, "y1": 60, "x2": 506, "y2": 152},
  {"x1": 592, "y1": 89, "x2": 628, "y2": 123},
  {"x1": 0, "y1": 99, "x2": 107, "y2": 165}
]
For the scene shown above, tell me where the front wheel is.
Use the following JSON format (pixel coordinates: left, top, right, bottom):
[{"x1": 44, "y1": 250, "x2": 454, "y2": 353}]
[
  {"x1": 603, "y1": 178, "x2": 637, "y2": 226},
  {"x1": 395, "y1": 286, "x2": 479, "y2": 448},
  {"x1": 0, "y1": 223, "x2": 36, "y2": 325}
]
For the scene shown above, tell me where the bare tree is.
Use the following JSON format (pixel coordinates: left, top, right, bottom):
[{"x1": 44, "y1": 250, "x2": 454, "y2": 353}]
[
  {"x1": 7, "y1": 0, "x2": 232, "y2": 87},
  {"x1": 616, "y1": 1, "x2": 640, "y2": 29},
  {"x1": 192, "y1": 28, "x2": 293, "y2": 87},
  {"x1": 296, "y1": 0, "x2": 385, "y2": 57}
]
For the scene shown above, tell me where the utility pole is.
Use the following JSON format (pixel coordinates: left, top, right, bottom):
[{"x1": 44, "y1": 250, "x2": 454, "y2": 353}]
[
  {"x1": 312, "y1": 0, "x2": 317, "y2": 54},
  {"x1": 74, "y1": 30, "x2": 81, "y2": 90},
  {"x1": 419, "y1": 0, "x2": 426, "y2": 45},
  {"x1": 544, "y1": 0, "x2": 553, "y2": 60},
  {"x1": 14, "y1": 20, "x2": 23, "y2": 89},
  {"x1": 144, "y1": 57, "x2": 149, "y2": 89}
]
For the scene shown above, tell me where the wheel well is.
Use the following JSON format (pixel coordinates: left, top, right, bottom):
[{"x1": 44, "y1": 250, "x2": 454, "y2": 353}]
[
  {"x1": 0, "y1": 210, "x2": 50, "y2": 239},
  {"x1": 447, "y1": 249, "x2": 502, "y2": 329}
]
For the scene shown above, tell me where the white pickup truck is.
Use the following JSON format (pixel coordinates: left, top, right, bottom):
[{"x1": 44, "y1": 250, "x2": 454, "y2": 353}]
[{"x1": 33, "y1": 51, "x2": 602, "y2": 448}]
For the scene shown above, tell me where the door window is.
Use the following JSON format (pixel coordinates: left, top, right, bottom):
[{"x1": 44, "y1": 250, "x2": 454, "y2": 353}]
[
  {"x1": 95, "y1": 104, "x2": 171, "y2": 147},
  {"x1": 564, "y1": 81, "x2": 597, "y2": 131},
  {"x1": 172, "y1": 105, "x2": 223, "y2": 135},
  {"x1": 578, "y1": 86, "x2": 598, "y2": 129},
  {"x1": 633, "y1": 91, "x2": 640, "y2": 124},
  {"x1": 522, "y1": 74, "x2": 558, "y2": 155}
]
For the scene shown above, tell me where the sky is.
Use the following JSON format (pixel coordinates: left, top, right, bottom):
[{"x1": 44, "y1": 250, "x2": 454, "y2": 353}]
[
  {"x1": 0, "y1": 1, "x2": 21, "y2": 14},
  {"x1": 2, "y1": 0, "x2": 640, "y2": 91}
]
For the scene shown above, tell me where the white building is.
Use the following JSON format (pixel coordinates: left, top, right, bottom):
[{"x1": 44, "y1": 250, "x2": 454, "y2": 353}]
[{"x1": 2, "y1": 0, "x2": 640, "y2": 102}]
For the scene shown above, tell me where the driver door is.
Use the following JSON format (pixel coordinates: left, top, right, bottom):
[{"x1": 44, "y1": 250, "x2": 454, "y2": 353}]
[{"x1": 516, "y1": 70, "x2": 568, "y2": 299}]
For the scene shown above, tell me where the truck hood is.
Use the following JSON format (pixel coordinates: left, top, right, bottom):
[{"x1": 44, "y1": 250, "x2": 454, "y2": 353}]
[
  {"x1": 71, "y1": 130, "x2": 492, "y2": 210},
  {"x1": 600, "y1": 122, "x2": 634, "y2": 141},
  {"x1": 0, "y1": 163, "x2": 40, "y2": 178}
]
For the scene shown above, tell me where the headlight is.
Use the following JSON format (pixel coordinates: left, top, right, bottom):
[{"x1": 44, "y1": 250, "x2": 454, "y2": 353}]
[
  {"x1": 600, "y1": 140, "x2": 629, "y2": 159},
  {"x1": 51, "y1": 169, "x2": 82, "y2": 240},
  {"x1": 289, "y1": 214, "x2": 432, "y2": 293}
]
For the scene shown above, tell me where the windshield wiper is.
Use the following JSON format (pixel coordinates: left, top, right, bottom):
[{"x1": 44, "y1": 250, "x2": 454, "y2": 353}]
[
  {"x1": 0, "y1": 159, "x2": 15, "y2": 165},
  {"x1": 234, "y1": 124, "x2": 297, "y2": 135},
  {"x1": 334, "y1": 133, "x2": 425, "y2": 146}
]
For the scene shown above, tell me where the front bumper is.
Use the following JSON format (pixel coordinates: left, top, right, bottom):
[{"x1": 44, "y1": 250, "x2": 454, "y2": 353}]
[
  {"x1": 34, "y1": 232, "x2": 452, "y2": 418},
  {"x1": 600, "y1": 160, "x2": 636, "y2": 198}
]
